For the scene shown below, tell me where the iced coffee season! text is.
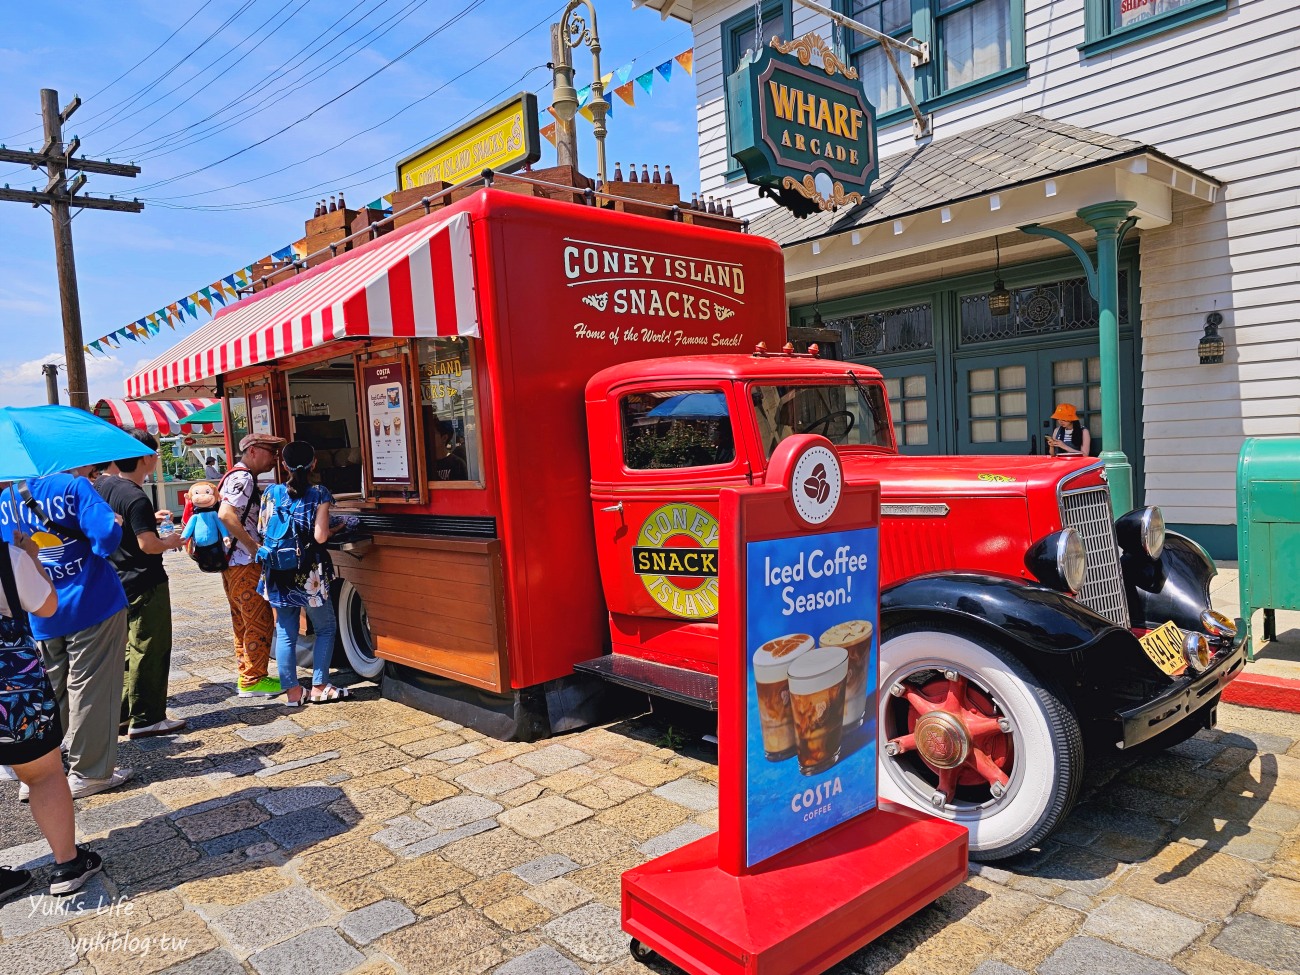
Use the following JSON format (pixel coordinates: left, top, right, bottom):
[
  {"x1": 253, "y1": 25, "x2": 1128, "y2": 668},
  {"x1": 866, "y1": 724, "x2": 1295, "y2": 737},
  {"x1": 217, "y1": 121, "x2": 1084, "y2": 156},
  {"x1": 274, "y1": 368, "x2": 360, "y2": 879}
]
[{"x1": 764, "y1": 545, "x2": 870, "y2": 617}]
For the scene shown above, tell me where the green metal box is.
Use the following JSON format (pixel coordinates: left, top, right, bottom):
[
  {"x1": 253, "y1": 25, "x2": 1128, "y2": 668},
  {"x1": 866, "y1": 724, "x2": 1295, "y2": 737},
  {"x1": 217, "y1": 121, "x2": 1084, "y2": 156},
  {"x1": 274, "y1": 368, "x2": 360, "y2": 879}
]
[{"x1": 1237, "y1": 437, "x2": 1300, "y2": 656}]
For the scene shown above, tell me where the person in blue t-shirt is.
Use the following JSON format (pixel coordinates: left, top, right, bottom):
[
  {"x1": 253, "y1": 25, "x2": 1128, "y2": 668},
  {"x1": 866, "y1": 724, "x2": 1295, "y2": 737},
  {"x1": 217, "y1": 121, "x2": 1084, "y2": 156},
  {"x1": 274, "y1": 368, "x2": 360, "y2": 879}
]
[{"x1": 0, "y1": 472, "x2": 134, "y2": 799}]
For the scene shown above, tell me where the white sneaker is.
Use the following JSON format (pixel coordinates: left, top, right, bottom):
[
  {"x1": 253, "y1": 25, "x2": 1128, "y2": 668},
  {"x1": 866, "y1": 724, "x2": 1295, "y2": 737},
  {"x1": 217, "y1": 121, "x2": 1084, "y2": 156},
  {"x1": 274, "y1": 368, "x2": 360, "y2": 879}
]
[
  {"x1": 67, "y1": 768, "x2": 134, "y2": 800},
  {"x1": 127, "y1": 717, "x2": 187, "y2": 739},
  {"x1": 17, "y1": 782, "x2": 29, "y2": 804}
]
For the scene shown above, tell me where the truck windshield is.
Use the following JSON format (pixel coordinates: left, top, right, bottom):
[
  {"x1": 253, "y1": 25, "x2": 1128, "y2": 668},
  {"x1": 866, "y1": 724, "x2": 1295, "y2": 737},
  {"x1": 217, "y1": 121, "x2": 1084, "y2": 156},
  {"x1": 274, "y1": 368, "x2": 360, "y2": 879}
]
[{"x1": 751, "y1": 381, "x2": 894, "y2": 457}]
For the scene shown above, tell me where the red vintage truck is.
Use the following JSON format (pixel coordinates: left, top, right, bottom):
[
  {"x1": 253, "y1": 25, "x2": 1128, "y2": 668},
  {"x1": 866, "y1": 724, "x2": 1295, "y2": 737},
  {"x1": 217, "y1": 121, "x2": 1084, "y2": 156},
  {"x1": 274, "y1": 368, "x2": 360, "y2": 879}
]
[{"x1": 128, "y1": 184, "x2": 1244, "y2": 860}]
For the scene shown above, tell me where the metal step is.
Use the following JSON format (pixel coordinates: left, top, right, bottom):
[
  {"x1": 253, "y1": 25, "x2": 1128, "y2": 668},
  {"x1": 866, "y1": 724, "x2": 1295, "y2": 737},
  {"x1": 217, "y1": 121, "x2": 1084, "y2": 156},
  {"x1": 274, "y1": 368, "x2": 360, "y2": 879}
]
[{"x1": 575, "y1": 655, "x2": 718, "y2": 711}]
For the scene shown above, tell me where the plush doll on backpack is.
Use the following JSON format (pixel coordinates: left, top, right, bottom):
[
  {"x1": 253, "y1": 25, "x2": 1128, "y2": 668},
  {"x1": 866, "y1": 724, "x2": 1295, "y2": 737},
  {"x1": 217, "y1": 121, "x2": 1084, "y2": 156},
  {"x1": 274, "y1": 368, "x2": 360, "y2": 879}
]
[{"x1": 181, "y1": 481, "x2": 231, "y2": 573}]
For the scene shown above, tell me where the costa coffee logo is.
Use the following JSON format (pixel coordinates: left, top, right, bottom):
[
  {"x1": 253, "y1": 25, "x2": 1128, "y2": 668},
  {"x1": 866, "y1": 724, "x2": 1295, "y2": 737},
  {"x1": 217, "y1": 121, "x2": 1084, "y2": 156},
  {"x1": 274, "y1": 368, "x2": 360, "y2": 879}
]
[
  {"x1": 789, "y1": 444, "x2": 842, "y2": 526},
  {"x1": 633, "y1": 503, "x2": 719, "y2": 620}
]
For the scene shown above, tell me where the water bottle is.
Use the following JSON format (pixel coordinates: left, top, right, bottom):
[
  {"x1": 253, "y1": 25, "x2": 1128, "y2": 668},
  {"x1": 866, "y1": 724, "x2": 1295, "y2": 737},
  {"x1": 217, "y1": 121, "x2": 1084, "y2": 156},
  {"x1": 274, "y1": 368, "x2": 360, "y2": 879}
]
[{"x1": 158, "y1": 518, "x2": 176, "y2": 539}]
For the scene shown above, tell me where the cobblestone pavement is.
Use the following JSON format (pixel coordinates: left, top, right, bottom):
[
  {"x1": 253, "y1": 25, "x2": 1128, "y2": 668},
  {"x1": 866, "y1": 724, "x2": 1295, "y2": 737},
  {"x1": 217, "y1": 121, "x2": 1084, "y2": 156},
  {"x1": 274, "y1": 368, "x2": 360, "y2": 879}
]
[{"x1": 2, "y1": 557, "x2": 1299, "y2": 975}]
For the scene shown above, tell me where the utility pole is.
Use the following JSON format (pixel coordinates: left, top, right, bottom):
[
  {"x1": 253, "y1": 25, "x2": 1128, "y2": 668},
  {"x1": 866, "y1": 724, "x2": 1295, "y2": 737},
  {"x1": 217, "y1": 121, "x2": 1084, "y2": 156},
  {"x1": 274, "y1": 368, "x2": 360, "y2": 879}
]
[
  {"x1": 41, "y1": 363, "x2": 61, "y2": 405},
  {"x1": 0, "y1": 88, "x2": 143, "y2": 411}
]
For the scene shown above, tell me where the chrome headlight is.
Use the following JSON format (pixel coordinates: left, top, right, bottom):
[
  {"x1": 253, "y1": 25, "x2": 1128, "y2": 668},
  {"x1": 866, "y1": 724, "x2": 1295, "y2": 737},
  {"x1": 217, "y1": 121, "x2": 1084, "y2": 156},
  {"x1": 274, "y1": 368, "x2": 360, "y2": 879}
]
[
  {"x1": 1025, "y1": 528, "x2": 1087, "y2": 594},
  {"x1": 1201, "y1": 610, "x2": 1237, "y2": 640},
  {"x1": 1184, "y1": 631, "x2": 1213, "y2": 673},
  {"x1": 1116, "y1": 506, "x2": 1165, "y2": 560}
]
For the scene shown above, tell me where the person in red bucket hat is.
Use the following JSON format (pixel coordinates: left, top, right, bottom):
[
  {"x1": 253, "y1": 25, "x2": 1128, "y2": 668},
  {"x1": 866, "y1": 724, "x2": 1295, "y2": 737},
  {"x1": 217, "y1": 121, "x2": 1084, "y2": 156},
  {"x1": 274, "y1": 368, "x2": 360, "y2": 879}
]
[{"x1": 1046, "y1": 403, "x2": 1091, "y2": 457}]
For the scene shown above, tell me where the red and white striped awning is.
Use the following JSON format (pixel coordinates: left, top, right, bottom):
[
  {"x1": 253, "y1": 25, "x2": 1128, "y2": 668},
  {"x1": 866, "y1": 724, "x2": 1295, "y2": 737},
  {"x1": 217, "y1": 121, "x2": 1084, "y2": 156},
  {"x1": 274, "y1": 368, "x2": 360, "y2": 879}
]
[
  {"x1": 94, "y1": 397, "x2": 221, "y2": 435},
  {"x1": 126, "y1": 209, "x2": 479, "y2": 399}
]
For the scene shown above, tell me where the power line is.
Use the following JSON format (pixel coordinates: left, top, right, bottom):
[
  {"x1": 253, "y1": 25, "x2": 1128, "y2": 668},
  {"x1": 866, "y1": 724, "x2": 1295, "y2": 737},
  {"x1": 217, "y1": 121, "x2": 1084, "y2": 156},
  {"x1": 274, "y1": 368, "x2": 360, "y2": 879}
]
[
  {"x1": 125, "y1": 0, "x2": 430, "y2": 164},
  {"x1": 149, "y1": 4, "x2": 565, "y2": 203},
  {"x1": 106, "y1": 0, "x2": 387, "y2": 159},
  {"x1": 0, "y1": 0, "x2": 219, "y2": 143},
  {"x1": 97, "y1": 0, "x2": 314, "y2": 155},
  {"x1": 131, "y1": 0, "x2": 488, "y2": 194}
]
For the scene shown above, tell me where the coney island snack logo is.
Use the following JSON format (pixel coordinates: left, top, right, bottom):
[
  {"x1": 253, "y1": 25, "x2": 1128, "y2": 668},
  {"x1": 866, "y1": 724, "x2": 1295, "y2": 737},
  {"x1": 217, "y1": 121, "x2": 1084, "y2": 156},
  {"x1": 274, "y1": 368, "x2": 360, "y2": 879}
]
[
  {"x1": 633, "y1": 503, "x2": 720, "y2": 619},
  {"x1": 563, "y1": 239, "x2": 748, "y2": 349}
]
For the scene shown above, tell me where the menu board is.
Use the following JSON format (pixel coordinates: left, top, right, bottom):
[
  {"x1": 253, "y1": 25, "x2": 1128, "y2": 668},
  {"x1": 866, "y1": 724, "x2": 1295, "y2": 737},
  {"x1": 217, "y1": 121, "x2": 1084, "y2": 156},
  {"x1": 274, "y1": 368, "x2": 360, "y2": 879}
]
[
  {"x1": 248, "y1": 389, "x2": 273, "y2": 435},
  {"x1": 362, "y1": 360, "x2": 412, "y2": 484}
]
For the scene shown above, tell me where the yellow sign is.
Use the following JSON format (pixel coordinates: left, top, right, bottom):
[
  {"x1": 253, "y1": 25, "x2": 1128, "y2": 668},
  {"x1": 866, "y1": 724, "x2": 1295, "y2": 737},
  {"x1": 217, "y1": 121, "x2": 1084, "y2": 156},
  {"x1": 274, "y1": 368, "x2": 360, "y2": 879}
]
[{"x1": 396, "y1": 93, "x2": 541, "y2": 190}]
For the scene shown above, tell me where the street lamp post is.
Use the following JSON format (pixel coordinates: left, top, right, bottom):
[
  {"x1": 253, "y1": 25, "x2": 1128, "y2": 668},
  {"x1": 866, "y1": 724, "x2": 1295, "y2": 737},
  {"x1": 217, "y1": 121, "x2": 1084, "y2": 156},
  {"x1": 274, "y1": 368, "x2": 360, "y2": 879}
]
[{"x1": 550, "y1": 0, "x2": 608, "y2": 188}]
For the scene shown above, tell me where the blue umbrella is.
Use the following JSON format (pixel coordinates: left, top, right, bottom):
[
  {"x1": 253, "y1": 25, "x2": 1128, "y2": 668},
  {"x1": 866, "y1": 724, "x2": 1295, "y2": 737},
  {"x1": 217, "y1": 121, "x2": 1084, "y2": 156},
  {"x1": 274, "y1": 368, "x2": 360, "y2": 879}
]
[
  {"x1": 646, "y1": 392, "x2": 730, "y2": 418},
  {"x1": 0, "y1": 405, "x2": 156, "y2": 481}
]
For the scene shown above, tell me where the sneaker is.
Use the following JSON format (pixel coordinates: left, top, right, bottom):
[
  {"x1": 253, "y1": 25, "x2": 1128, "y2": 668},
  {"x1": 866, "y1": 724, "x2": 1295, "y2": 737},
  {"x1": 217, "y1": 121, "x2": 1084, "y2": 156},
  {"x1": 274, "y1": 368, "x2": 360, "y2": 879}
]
[
  {"x1": 127, "y1": 717, "x2": 187, "y2": 739},
  {"x1": 17, "y1": 782, "x2": 29, "y2": 804},
  {"x1": 237, "y1": 676, "x2": 283, "y2": 698},
  {"x1": 48, "y1": 847, "x2": 102, "y2": 896},
  {"x1": 67, "y1": 768, "x2": 134, "y2": 800},
  {"x1": 0, "y1": 866, "x2": 32, "y2": 904}
]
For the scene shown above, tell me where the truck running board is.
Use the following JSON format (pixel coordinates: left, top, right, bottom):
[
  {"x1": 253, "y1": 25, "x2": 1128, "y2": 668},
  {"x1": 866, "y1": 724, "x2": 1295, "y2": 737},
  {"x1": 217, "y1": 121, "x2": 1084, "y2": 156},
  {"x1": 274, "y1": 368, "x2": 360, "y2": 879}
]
[{"x1": 574, "y1": 655, "x2": 718, "y2": 711}]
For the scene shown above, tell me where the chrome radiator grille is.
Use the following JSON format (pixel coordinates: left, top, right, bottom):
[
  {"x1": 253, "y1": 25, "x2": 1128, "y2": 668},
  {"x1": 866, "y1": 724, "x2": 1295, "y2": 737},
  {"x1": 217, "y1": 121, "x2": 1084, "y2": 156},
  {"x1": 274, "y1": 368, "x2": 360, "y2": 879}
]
[{"x1": 1061, "y1": 486, "x2": 1130, "y2": 628}]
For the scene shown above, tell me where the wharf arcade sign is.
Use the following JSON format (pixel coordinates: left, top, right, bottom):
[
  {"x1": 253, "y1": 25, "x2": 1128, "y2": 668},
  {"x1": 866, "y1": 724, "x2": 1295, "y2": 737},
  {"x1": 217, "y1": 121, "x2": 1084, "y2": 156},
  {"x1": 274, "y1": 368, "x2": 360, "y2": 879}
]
[{"x1": 728, "y1": 33, "x2": 879, "y2": 217}]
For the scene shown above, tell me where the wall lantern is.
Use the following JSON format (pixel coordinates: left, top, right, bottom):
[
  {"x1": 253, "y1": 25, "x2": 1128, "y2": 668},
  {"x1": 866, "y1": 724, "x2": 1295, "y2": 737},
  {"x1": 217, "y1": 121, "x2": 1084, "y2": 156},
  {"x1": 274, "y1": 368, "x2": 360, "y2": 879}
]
[
  {"x1": 988, "y1": 237, "x2": 1012, "y2": 317},
  {"x1": 1199, "y1": 312, "x2": 1225, "y2": 364}
]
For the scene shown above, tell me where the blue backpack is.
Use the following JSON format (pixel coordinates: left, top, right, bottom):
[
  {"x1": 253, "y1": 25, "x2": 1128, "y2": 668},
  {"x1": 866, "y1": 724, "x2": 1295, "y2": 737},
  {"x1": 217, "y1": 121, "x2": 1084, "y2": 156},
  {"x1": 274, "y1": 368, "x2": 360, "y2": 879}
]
[{"x1": 256, "y1": 485, "x2": 304, "y2": 571}]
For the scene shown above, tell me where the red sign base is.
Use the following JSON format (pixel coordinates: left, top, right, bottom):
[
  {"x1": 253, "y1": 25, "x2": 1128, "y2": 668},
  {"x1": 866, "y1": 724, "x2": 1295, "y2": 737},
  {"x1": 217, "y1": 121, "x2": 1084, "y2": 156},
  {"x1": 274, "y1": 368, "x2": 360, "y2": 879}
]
[{"x1": 622, "y1": 802, "x2": 968, "y2": 975}]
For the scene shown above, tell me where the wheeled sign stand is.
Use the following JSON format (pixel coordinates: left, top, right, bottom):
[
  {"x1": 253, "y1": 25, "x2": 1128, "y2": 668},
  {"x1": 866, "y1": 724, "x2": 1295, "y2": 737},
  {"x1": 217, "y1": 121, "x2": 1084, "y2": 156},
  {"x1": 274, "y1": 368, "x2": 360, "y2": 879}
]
[{"x1": 623, "y1": 436, "x2": 968, "y2": 974}]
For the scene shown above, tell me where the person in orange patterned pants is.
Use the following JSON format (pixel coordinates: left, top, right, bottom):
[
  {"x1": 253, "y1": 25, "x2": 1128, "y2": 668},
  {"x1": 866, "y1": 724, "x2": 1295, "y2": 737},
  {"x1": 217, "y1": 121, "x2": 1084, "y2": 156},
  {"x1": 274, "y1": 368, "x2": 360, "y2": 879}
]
[{"x1": 218, "y1": 435, "x2": 284, "y2": 697}]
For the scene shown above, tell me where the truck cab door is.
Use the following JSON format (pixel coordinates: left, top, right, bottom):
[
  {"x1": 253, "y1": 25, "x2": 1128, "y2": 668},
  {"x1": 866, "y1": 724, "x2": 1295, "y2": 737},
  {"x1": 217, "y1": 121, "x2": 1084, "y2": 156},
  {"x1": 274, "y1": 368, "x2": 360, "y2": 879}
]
[{"x1": 588, "y1": 383, "x2": 752, "y2": 671}]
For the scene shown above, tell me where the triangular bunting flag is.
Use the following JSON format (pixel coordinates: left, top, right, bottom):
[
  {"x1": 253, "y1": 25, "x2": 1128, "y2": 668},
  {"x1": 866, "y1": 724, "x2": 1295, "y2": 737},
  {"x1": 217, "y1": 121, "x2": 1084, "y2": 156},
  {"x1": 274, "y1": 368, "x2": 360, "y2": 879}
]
[
  {"x1": 657, "y1": 60, "x2": 673, "y2": 82},
  {"x1": 576, "y1": 85, "x2": 592, "y2": 107},
  {"x1": 601, "y1": 72, "x2": 613, "y2": 86},
  {"x1": 223, "y1": 274, "x2": 238, "y2": 290},
  {"x1": 675, "y1": 49, "x2": 693, "y2": 75},
  {"x1": 615, "y1": 63, "x2": 633, "y2": 84},
  {"x1": 89, "y1": 340, "x2": 102, "y2": 354},
  {"x1": 636, "y1": 71, "x2": 654, "y2": 95},
  {"x1": 540, "y1": 122, "x2": 558, "y2": 147},
  {"x1": 208, "y1": 285, "x2": 227, "y2": 307},
  {"x1": 578, "y1": 104, "x2": 595, "y2": 123},
  {"x1": 121, "y1": 328, "x2": 138, "y2": 343},
  {"x1": 615, "y1": 82, "x2": 636, "y2": 107},
  {"x1": 84, "y1": 344, "x2": 93, "y2": 356}
]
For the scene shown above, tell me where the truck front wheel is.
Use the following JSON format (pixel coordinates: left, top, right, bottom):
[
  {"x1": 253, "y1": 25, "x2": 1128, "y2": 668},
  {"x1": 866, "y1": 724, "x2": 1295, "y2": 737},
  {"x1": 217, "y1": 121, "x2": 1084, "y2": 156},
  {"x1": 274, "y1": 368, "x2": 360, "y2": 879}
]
[{"x1": 877, "y1": 626, "x2": 1083, "y2": 861}]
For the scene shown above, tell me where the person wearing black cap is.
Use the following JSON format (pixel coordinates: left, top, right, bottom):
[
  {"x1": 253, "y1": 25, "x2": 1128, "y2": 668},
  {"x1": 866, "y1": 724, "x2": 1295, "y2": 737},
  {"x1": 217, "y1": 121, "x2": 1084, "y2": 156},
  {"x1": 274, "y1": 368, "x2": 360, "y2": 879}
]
[{"x1": 255, "y1": 441, "x2": 350, "y2": 705}]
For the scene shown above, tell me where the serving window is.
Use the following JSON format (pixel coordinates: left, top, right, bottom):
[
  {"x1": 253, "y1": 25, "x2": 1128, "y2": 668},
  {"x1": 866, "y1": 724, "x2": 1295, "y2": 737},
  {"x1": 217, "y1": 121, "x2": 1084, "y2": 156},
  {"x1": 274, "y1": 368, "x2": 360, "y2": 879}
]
[
  {"x1": 417, "y1": 337, "x2": 482, "y2": 487},
  {"x1": 286, "y1": 355, "x2": 364, "y2": 497}
]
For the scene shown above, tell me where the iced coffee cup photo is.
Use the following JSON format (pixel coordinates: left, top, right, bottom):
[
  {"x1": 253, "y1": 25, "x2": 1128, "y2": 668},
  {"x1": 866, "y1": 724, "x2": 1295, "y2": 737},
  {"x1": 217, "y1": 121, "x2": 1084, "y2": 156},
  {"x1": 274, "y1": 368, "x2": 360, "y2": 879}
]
[
  {"x1": 786, "y1": 646, "x2": 849, "y2": 776},
  {"x1": 752, "y1": 634, "x2": 813, "y2": 762},
  {"x1": 818, "y1": 620, "x2": 873, "y2": 729},
  {"x1": 373, "y1": 418, "x2": 381, "y2": 437}
]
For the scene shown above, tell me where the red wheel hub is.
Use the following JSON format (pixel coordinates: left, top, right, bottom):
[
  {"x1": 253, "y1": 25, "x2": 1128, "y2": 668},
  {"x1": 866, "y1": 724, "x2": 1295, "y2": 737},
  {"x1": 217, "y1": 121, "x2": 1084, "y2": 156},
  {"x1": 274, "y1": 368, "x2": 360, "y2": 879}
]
[{"x1": 887, "y1": 673, "x2": 1013, "y2": 803}]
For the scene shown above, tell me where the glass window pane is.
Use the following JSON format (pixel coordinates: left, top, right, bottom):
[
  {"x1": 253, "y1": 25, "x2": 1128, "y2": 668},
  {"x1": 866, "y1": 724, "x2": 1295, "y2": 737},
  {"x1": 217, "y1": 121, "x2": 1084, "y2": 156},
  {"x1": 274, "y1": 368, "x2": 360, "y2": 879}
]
[
  {"x1": 904, "y1": 399, "x2": 927, "y2": 422},
  {"x1": 418, "y1": 337, "x2": 482, "y2": 484},
  {"x1": 999, "y1": 391, "x2": 1026, "y2": 416},
  {"x1": 1088, "y1": 387, "x2": 1103, "y2": 412},
  {"x1": 903, "y1": 374, "x2": 927, "y2": 397},
  {"x1": 852, "y1": 0, "x2": 912, "y2": 34},
  {"x1": 1054, "y1": 359, "x2": 1085, "y2": 384},
  {"x1": 623, "y1": 389, "x2": 735, "y2": 470},
  {"x1": 1110, "y1": 0, "x2": 1203, "y2": 29},
  {"x1": 969, "y1": 368, "x2": 996, "y2": 392},
  {"x1": 884, "y1": 377, "x2": 900, "y2": 398},
  {"x1": 970, "y1": 393, "x2": 997, "y2": 418},
  {"x1": 905, "y1": 423, "x2": 929, "y2": 445},
  {"x1": 851, "y1": 44, "x2": 913, "y2": 116},
  {"x1": 1088, "y1": 416, "x2": 1102, "y2": 438},
  {"x1": 999, "y1": 364, "x2": 1026, "y2": 389},
  {"x1": 1000, "y1": 419, "x2": 1028, "y2": 442},
  {"x1": 1088, "y1": 357, "x2": 1101, "y2": 382},
  {"x1": 1056, "y1": 388, "x2": 1085, "y2": 412},
  {"x1": 970, "y1": 419, "x2": 998, "y2": 443},
  {"x1": 941, "y1": 0, "x2": 1012, "y2": 89}
]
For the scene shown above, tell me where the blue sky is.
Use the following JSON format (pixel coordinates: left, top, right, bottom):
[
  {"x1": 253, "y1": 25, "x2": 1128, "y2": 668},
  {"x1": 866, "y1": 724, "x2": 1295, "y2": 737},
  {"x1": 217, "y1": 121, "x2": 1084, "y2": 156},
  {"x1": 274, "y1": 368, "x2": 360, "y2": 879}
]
[{"x1": 0, "y1": 1, "x2": 698, "y2": 406}]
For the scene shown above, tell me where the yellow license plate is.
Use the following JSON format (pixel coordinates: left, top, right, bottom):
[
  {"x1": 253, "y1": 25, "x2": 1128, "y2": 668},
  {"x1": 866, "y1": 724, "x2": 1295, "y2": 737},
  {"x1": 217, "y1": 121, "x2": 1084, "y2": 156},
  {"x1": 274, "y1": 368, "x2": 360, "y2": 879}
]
[{"x1": 1140, "y1": 620, "x2": 1187, "y2": 676}]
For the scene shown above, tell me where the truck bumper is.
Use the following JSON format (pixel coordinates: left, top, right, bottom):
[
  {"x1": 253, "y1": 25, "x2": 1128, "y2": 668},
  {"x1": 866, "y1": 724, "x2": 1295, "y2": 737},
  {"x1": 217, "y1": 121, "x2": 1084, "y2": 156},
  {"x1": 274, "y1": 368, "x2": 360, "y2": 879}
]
[{"x1": 1116, "y1": 639, "x2": 1247, "y2": 749}]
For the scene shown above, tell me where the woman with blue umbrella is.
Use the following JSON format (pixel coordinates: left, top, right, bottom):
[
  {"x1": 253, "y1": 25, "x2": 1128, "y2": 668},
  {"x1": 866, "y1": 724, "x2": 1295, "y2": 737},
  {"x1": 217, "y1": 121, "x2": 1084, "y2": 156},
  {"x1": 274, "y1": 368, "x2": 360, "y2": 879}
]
[{"x1": 0, "y1": 406, "x2": 154, "y2": 804}]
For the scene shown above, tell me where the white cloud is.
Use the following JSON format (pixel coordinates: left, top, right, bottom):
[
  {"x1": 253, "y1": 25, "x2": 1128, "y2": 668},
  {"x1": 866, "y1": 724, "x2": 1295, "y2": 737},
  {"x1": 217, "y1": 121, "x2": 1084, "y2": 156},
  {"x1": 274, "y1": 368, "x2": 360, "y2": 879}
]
[{"x1": 0, "y1": 352, "x2": 133, "y2": 407}]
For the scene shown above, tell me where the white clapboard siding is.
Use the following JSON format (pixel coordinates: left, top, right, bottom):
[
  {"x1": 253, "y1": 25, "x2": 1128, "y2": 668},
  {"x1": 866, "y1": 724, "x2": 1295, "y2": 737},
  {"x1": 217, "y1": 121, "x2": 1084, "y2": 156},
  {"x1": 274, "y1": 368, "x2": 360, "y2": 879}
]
[{"x1": 680, "y1": 0, "x2": 1299, "y2": 529}]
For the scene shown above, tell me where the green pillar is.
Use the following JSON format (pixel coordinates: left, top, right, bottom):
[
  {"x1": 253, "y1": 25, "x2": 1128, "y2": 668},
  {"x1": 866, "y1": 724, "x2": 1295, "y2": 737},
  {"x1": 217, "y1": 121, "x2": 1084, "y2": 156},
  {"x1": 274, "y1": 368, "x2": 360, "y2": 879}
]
[
  {"x1": 1077, "y1": 201, "x2": 1136, "y2": 517},
  {"x1": 1022, "y1": 201, "x2": 1137, "y2": 518}
]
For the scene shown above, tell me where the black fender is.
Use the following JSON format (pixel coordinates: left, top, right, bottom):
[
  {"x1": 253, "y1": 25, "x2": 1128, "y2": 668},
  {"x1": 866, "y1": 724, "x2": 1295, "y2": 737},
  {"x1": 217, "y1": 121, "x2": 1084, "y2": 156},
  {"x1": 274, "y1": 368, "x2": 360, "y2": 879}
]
[
  {"x1": 1122, "y1": 531, "x2": 1216, "y2": 632},
  {"x1": 881, "y1": 572, "x2": 1131, "y2": 657}
]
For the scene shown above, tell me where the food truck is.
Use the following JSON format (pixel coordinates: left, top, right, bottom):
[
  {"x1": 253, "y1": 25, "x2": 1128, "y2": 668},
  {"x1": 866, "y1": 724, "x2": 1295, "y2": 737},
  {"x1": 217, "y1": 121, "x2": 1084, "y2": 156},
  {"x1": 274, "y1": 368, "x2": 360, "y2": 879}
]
[{"x1": 127, "y1": 184, "x2": 1244, "y2": 859}]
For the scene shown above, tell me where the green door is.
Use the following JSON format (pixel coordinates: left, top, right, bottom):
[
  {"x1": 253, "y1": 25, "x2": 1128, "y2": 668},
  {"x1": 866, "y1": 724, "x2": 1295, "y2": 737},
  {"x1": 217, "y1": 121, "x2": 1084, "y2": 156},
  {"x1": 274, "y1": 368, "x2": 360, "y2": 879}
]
[
  {"x1": 878, "y1": 363, "x2": 939, "y2": 455},
  {"x1": 955, "y1": 352, "x2": 1039, "y2": 455}
]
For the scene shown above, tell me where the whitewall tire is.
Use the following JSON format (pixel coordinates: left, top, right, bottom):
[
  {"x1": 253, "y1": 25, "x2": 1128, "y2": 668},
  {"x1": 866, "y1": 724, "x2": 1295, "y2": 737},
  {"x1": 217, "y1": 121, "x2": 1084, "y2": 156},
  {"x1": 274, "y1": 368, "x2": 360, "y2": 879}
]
[
  {"x1": 877, "y1": 626, "x2": 1083, "y2": 861},
  {"x1": 336, "y1": 580, "x2": 384, "y2": 679}
]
